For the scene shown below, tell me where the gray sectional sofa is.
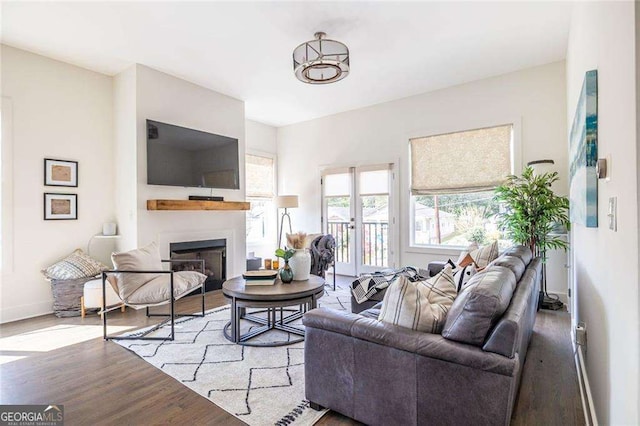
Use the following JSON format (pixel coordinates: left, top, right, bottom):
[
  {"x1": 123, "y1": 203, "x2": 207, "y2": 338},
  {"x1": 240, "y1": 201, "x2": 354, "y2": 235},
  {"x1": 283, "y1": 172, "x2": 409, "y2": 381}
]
[{"x1": 303, "y1": 246, "x2": 540, "y2": 426}]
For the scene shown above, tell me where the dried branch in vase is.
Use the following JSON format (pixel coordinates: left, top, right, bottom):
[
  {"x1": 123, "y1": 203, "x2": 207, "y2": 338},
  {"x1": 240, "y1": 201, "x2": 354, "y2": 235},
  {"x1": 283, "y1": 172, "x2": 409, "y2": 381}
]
[{"x1": 286, "y1": 232, "x2": 307, "y2": 249}]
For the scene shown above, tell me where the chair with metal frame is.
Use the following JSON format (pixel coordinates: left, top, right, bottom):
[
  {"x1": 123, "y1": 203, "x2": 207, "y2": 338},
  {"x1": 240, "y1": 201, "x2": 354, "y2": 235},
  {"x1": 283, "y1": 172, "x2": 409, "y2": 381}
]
[{"x1": 101, "y1": 258, "x2": 206, "y2": 341}]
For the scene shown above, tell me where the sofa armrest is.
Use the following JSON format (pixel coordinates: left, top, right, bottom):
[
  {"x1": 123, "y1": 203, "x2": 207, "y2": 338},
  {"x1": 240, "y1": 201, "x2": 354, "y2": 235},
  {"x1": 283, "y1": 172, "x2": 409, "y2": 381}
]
[
  {"x1": 428, "y1": 260, "x2": 448, "y2": 276},
  {"x1": 304, "y1": 307, "x2": 517, "y2": 376},
  {"x1": 303, "y1": 307, "x2": 361, "y2": 336}
]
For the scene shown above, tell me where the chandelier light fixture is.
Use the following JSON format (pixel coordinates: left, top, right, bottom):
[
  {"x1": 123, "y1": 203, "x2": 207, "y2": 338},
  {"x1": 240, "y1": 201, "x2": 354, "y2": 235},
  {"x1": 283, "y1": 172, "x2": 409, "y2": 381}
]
[{"x1": 293, "y1": 31, "x2": 350, "y2": 84}]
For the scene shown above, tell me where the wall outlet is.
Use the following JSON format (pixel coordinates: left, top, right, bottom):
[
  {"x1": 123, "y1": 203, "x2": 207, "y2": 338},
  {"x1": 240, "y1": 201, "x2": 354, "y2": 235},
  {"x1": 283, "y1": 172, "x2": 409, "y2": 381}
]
[{"x1": 576, "y1": 322, "x2": 587, "y2": 347}]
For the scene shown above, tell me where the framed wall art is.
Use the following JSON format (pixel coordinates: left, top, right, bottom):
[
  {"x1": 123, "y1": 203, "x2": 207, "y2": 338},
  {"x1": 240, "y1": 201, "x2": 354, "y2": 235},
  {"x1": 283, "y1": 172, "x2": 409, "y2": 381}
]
[
  {"x1": 569, "y1": 69, "x2": 598, "y2": 228},
  {"x1": 45, "y1": 158, "x2": 78, "y2": 187},
  {"x1": 44, "y1": 193, "x2": 78, "y2": 220}
]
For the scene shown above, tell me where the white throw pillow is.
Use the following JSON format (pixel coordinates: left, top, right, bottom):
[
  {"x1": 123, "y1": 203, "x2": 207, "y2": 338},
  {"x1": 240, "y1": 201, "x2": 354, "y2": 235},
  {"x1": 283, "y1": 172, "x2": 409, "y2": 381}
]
[
  {"x1": 111, "y1": 242, "x2": 163, "y2": 301},
  {"x1": 378, "y1": 267, "x2": 457, "y2": 333},
  {"x1": 452, "y1": 264, "x2": 478, "y2": 292}
]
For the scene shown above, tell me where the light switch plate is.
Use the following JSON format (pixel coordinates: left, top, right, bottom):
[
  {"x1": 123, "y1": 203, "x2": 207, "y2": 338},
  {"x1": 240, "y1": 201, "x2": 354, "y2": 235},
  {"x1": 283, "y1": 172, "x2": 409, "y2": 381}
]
[{"x1": 607, "y1": 197, "x2": 617, "y2": 231}]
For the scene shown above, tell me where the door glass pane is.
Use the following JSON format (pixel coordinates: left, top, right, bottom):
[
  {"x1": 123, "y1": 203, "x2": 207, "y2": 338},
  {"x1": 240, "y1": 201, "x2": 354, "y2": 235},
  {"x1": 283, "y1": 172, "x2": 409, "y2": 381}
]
[
  {"x1": 326, "y1": 196, "x2": 351, "y2": 263},
  {"x1": 361, "y1": 195, "x2": 389, "y2": 267},
  {"x1": 324, "y1": 173, "x2": 351, "y2": 197},
  {"x1": 359, "y1": 170, "x2": 389, "y2": 195}
]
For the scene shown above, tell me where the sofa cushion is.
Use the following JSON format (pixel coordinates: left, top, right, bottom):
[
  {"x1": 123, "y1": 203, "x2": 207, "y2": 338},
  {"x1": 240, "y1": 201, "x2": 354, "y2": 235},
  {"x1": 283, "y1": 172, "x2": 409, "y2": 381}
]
[
  {"x1": 490, "y1": 255, "x2": 526, "y2": 282},
  {"x1": 441, "y1": 265, "x2": 517, "y2": 346},
  {"x1": 111, "y1": 242, "x2": 164, "y2": 301},
  {"x1": 378, "y1": 268, "x2": 457, "y2": 333},
  {"x1": 502, "y1": 245, "x2": 533, "y2": 265}
]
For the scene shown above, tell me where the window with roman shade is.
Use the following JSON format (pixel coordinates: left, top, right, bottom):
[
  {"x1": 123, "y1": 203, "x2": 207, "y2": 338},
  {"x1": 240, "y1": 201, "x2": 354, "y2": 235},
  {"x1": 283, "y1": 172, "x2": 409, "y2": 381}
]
[
  {"x1": 410, "y1": 124, "x2": 513, "y2": 195},
  {"x1": 409, "y1": 124, "x2": 513, "y2": 248},
  {"x1": 246, "y1": 154, "x2": 275, "y2": 198},
  {"x1": 246, "y1": 154, "x2": 276, "y2": 245}
]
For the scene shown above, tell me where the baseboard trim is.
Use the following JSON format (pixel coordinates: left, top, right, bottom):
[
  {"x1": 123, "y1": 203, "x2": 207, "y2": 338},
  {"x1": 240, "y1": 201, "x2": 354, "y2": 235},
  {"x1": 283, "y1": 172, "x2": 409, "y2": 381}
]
[
  {"x1": 0, "y1": 300, "x2": 53, "y2": 324},
  {"x1": 572, "y1": 330, "x2": 598, "y2": 426}
]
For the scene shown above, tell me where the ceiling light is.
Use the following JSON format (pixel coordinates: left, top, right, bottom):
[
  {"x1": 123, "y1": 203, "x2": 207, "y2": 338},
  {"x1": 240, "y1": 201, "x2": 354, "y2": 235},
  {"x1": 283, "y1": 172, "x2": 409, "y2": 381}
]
[{"x1": 293, "y1": 32, "x2": 350, "y2": 84}]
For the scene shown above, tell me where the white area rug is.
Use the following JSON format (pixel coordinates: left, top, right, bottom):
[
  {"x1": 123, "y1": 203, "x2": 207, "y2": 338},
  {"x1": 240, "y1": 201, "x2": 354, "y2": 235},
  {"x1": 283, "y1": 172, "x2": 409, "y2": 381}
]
[{"x1": 115, "y1": 283, "x2": 351, "y2": 426}]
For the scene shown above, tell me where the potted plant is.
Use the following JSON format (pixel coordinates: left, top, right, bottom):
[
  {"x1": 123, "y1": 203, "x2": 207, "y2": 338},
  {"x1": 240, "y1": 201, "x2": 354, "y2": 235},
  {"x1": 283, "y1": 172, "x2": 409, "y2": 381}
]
[
  {"x1": 274, "y1": 248, "x2": 295, "y2": 283},
  {"x1": 494, "y1": 166, "x2": 570, "y2": 309}
]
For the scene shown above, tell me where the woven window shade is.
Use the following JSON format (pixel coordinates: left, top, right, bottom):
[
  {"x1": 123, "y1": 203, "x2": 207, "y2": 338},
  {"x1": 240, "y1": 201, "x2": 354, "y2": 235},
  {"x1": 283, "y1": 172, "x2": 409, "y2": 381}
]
[
  {"x1": 246, "y1": 154, "x2": 274, "y2": 198},
  {"x1": 410, "y1": 124, "x2": 512, "y2": 195}
]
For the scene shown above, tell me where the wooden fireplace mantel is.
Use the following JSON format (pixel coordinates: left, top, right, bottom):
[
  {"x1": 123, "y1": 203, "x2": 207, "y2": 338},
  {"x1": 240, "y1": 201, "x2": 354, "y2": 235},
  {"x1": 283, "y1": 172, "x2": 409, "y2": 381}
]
[{"x1": 146, "y1": 199, "x2": 250, "y2": 211}]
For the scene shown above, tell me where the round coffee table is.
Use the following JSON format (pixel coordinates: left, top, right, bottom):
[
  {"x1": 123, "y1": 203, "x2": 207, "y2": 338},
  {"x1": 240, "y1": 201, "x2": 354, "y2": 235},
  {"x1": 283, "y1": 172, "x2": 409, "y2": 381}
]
[{"x1": 222, "y1": 275, "x2": 325, "y2": 346}]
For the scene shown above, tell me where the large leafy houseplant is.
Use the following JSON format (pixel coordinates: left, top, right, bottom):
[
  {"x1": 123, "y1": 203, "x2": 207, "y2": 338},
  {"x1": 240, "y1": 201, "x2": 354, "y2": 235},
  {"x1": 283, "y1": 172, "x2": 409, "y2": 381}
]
[{"x1": 494, "y1": 167, "x2": 570, "y2": 258}]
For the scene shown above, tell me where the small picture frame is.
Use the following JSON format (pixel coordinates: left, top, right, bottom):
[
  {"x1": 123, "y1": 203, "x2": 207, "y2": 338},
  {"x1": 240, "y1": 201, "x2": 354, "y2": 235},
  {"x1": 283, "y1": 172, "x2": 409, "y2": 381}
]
[
  {"x1": 44, "y1": 158, "x2": 78, "y2": 187},
  {"x1": 44, "y1": 193, "x2": 78, "y2": 220}
]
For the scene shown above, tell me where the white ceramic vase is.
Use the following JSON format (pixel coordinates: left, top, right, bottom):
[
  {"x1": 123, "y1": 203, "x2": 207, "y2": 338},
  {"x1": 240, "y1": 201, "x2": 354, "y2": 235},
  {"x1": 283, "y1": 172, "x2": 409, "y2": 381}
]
[{"x1": 290, "y1": 249, "x2": 311, "y2": 281}]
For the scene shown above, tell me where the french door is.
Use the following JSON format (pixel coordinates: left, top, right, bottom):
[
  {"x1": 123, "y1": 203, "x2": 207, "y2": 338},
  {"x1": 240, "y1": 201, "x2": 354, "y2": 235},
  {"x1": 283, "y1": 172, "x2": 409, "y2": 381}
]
[{"x1": 321, "y1": 164, "x2": 396, "y2": 276}]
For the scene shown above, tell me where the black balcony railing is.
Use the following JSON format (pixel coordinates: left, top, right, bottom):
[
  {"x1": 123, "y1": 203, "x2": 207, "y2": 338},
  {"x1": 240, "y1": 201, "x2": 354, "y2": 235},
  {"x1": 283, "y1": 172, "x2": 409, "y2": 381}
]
[
  {"x1": 328, "y1": 221, "x2": 350, "y2": 263},
  {"x1": 362, "y1": 221, "x2": 388, "y2": 267},
  {"x1": 328, "y1": 221, "x2": 388, "y2": 267}
]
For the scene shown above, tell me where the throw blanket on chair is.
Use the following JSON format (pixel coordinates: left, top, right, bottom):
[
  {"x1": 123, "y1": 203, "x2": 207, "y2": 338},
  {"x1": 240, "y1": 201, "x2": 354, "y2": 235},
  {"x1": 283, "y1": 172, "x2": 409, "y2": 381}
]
[
  {"x1": 351, "y1": 267, "x2": 423, "y2": 304},
  {"x1": 310, "y1": 234, "x2": 336, "y2": 277}
]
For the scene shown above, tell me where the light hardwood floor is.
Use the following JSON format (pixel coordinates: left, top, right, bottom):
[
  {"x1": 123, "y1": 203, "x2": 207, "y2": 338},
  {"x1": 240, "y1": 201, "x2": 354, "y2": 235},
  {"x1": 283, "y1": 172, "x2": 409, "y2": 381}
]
[{"x1": 0, "y1": 276, "x2": 584, "y2": 425}]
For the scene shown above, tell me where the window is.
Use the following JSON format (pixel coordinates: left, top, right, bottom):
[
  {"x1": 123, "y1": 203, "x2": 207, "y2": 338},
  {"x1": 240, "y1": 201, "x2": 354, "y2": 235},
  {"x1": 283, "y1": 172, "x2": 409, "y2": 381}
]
[
  {"x1": 246, "y1": 154, "x2": 276, "y2": 245},
  {"x1": 410, "y1": 125, "x2": 513, "y2": 248}
]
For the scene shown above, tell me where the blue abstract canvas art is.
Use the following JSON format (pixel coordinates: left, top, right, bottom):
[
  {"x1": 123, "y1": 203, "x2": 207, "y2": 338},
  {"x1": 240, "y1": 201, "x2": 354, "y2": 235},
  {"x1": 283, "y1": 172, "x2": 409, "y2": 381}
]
[{"x1": 569, "y1": 70, "x2": 598, "y2": 227}]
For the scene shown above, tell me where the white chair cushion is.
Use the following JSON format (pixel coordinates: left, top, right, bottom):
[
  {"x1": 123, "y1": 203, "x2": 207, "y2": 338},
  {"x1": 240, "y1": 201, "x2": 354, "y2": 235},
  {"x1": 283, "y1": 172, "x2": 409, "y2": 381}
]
[
  {"x1": 126, "y1": 271, "x2": 207, "y2": 306},
  {"x1": 83, "y1": 277, "x2": 121, "y2": 308},
  {"x1": 111, "y1": 242, "x2": 163, "y2": 301}
]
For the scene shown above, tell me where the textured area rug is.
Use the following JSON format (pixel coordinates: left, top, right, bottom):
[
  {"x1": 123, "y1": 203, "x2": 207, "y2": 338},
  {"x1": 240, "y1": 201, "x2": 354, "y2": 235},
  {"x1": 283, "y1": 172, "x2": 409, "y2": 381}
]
[{"x1": 115, "y1": 283, "x2": 351, "y2": 426}]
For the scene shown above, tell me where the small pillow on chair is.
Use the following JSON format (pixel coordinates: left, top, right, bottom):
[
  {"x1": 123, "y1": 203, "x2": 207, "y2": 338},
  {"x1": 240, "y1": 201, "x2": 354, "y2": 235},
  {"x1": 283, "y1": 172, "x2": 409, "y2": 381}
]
[
  {"x1": 111, "y1": 242, "x2": 163, "y2": 301},
  {"x1": 378, "y1": 267, "x2": 457, "y2": 334},
  {"x1": 42, "y1": 249, "x2": 109, "y2": 280}
]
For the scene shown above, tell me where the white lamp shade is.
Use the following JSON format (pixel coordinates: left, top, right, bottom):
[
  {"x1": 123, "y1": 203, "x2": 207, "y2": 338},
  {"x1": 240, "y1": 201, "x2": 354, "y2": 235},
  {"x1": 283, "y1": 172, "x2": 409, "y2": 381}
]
[{"x1": 276, "y1": 195, "x2": 299, "y2": 209}]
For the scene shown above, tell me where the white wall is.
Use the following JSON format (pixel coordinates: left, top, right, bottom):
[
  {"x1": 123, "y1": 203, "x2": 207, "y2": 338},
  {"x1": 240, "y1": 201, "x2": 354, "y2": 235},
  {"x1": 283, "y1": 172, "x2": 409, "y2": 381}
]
[
  {"x1": 0, "y1": 45, "x2": 114, "y2": 323},
  {"x1": 277, "y1": 62, "x2": 567, "y2": 277},
  {"x1": 113, "y1": 65, "x2": 138, "y2": 252},
  {"x1": 245, "y1": 119, "x2": 278, "y2": 261},
  {"x1": 566, "y1": 3, "x2": 639, "y2": 424},
  {"x1": 132, "y1": 65, "x2": 247, "y2": 278},
  {"x1": 246, "y1": 120, "x2": 277, "y2": 154}
]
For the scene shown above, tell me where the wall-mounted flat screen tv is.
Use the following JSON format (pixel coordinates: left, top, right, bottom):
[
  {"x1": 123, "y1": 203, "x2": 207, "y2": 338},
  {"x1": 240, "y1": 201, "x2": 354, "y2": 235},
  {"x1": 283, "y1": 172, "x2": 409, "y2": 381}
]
[{"x1": 146, "y1": 119, "x2": 240, "y2": 190}]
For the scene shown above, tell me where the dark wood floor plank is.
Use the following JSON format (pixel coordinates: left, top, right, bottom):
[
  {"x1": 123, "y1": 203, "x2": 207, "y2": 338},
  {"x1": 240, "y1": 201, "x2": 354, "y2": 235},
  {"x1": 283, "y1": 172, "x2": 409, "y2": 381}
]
[{"x1": 0, "y1": 278, "x2": 583, "y2": 425}]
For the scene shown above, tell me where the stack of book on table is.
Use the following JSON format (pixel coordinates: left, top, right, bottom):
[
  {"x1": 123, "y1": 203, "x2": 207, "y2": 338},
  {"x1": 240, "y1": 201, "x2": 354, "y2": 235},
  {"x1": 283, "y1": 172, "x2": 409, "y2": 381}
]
[{"x1": 243, "y1": 270, "x2": 278, "y2": 286}]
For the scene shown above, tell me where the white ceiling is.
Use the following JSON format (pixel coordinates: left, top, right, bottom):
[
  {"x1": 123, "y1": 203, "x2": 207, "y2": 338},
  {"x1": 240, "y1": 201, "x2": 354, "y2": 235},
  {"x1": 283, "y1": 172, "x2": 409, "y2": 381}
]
[{"x1": 2, "y1": 1, "x2": 573, "y2": 127}]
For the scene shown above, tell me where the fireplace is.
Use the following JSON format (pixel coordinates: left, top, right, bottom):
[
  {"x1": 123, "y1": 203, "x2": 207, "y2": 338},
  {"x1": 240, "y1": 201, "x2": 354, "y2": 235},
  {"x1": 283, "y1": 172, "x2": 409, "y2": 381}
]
[{"x1": 169, "y1": 239, "x2": 226, "y2": 292}]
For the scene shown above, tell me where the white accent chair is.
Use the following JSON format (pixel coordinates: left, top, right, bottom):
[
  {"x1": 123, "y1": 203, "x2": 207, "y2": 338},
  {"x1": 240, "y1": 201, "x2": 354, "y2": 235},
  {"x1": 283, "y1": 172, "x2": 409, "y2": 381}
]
[{"x1": 102, "y1": 243, "x2": 207, "y2": 341}]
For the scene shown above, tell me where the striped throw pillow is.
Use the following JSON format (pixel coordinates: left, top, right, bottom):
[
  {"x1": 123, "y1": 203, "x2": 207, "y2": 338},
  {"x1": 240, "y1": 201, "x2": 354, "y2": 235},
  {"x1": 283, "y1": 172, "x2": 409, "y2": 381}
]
[
  {"x1": 469, "y1": 240, "x2": 499, "y2": 269},
  {"x1": 378, "y1": 267, "x2": 457, "y2": 333},
  {"x1": 42, "y1": 249, "x2": 109, "y2": 280}
]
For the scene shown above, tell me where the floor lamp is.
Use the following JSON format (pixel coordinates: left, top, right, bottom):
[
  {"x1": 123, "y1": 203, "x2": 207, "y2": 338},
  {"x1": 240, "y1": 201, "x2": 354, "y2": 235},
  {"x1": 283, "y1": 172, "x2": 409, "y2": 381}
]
[{"x1": 276, "y1": 195, "x2": 298, "y2": 248}]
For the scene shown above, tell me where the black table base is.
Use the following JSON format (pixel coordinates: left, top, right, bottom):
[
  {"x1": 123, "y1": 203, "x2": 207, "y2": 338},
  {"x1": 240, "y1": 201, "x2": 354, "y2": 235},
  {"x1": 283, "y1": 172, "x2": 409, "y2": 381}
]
[{"x1": 223, "y1": 293, "x2": 321, "y2": 347}]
